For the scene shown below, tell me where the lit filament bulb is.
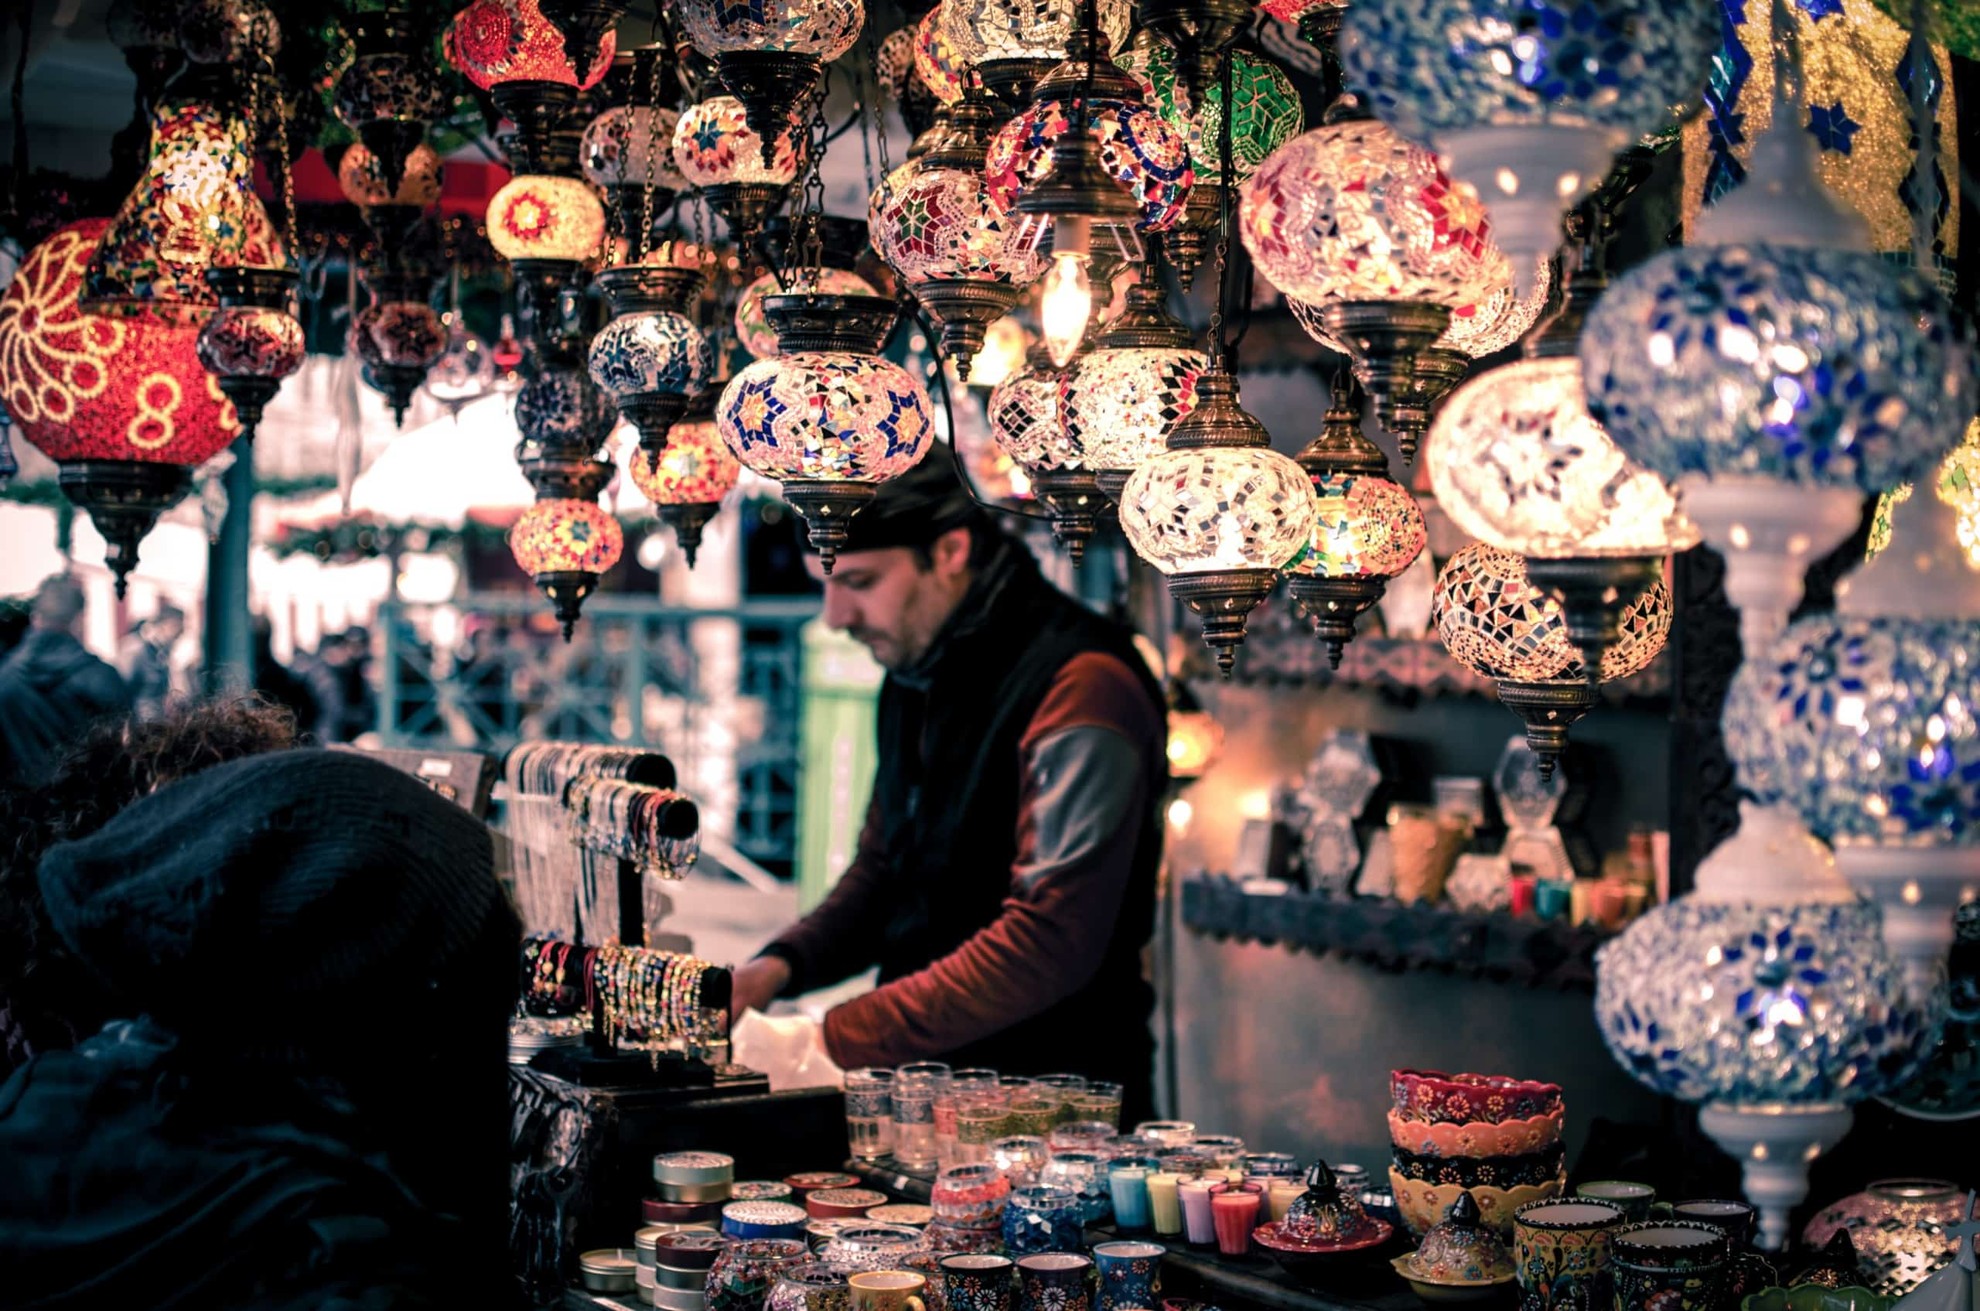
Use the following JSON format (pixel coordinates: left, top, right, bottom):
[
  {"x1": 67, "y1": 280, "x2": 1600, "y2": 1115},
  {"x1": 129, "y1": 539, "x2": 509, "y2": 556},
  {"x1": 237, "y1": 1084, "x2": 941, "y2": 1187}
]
[{"x1": 1040, "y1": 254, "x2": 1092, "y2": 367}]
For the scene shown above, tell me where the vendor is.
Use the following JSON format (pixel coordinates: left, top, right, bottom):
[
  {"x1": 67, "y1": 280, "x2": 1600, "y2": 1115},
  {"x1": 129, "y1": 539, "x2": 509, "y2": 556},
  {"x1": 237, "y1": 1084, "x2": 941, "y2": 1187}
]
[{"x1": 731, "y1": 453, "x2": 1168, "y2": 1121}]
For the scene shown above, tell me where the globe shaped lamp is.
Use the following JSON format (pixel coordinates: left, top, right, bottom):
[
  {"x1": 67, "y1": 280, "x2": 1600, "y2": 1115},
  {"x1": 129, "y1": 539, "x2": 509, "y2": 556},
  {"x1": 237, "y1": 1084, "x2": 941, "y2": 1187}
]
[
  {"x1": 338, "y1": 141, "x2": 445, "y2": 210},
  {"x1": 1286, "y1": 374, "x2": 1427, "y2": 667},
  {"x1": 194, "y1": 265, "x2": 304, "y2": 440},
  {"x1": 1595, "y1": 801, "x2": 1939, "y2": 1250},
  {"x1": 589, "y1": 263, "x2": 714, "y2": 453},
  {"x1": 1119, "y1": 370, "x2": 1317, "y2": 677},
  {"x1": 628, "y1": 395, "x2": 741, "y2": 568},
  {"x1": 717, "y1": 293, "x2": 936, "y2": 572},
  {"x1": 1063, "y1": 272, "x2": 1208, "y2": 501},
  {"x1": 1341, "y1": 0, "x2": 1719, "y2": 294},
  {"x1": 991, "y1": 340, "x2": 1105, "y2": 561},
  {"x1": 1128, "y1": 3, "x2": 1276, "y2": 128},
  {"x1": 679, "y1": 0, "x2": 862, "y2": 168},
  {"x1": 334, "y1": 9, "x2": 446, "y2": 199},
  {"x1": 82, "y1": 72, "x2": 286, "y2": 323},
  {"x1": 913, "y1": 7, "x2": 965, "y2": 108},
  {"x1": 1727, "y1": 476, "x2": 1980, "y2": 1002},
  {"x1": 870, "y1": 84, "x2": 1045, "y2": 375},
  {"x1": 583, "y1": 100, "x2": 687, "y2": 244},
  {"x1": 0, "y1": 218, "x2": 243, "y2": 595},
  {"x1": 423, "y1": 310, "x2": 497, "y2": 416},
  {"x1": 1165, "y1": 679, "x2": 1225, "y2": 780},
  {"x1": 488, "y1": 174, "x2": 607, "y2": 264},
  {"x1": 673, "y1": 96, "x2": 802, "y2": 246},
  {"x1": 447, "y1": 0, "x2": 615, "y2": 171},
  {"x1": 1240, "y1": 110, "x2": 1501, "y2": 463},
  {"x1": 351, "y1": 295, "x2": 448, "y2": 427},
  {"x1": 1433, "y1": 543, "x2": 1670, "y2": 775},
  {"x1": 1580, "y1": 56, "x2": 1975, "y2": 658},
  {"x1": 943, "y1": 0, "x2": 1133, "y2": 115},
  {"x1": 511, "y1": 496, "x2": 625, "y2": 638}
]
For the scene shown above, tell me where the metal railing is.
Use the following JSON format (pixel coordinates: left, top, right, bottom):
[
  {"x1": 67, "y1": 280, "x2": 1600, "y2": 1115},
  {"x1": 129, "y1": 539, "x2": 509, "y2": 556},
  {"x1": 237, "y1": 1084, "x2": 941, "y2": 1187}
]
[{"x1": 377, "y1": 594, "x2": 819, "y2": 874}]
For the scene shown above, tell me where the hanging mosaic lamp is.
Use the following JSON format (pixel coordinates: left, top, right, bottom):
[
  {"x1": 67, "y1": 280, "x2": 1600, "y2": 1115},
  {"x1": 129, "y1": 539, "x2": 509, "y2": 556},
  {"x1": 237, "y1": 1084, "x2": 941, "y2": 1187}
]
[
  {"x1": 538, "y1": 0, "x2": 630, "y2": 85},
  {"x1": 717, "y1": 292, "x2": 935, "y2": 572},
  {"x1": 1259, "y1": 0, "x2": 1347, "y2": 51},
  {"x1": 1870, "y1": 417, "x2": 1980, "y2": 567},
  {"x1": 1595, "y1": 802, "x2": 1937, "y2": 1250},
  {"x1": 1240, "y1": 103, "x2": 1501, "y2": 464},
  {"x1": 1116, "y1": 35, "x2": 1304, "y2": 289},
  {"x1": 1580, "y1": 5, "x2": 1974, "y2": 657},
  {"x1": 81, "y1": 64, "x2": 285, "y2": 323},
  {"x1": 678, "y1": 0, "x2": 862, "y2": 167},
  {"x1": 0, "y1": 218, "x2": 242, "y2": 595},
  {"x1": 913, "y1": 6, "x2": 966, "y2": 108},
  {"x1": 589, "y1": 261, "x2": 714, "y2": 454},
  {"x1": 176, "y1": 0, "x2": 280, "y2": 67},
  {"x1": 582, "y1": 48, "x2": 687, "y2": 249},
  {"x1": 351, "y1": 274, "x2": 448, "y2": 427},
  {"x1": 1428, "y1": 165, "x2": 1699, "y2": 681},
  {"x1": 423, "y1": 309, "x2": 498, "y2": 416},
  {"x1": 1341, "y1": 0, "x2": 1718, "y2": 295},
  {"x1": 1726, "y1": 473, "x2": 1980, "y2": 1002},
  {"x1": 486, "y1": 171, "x2": 606, "y2": 344},
  {"x1": 1285, "y1": 372, "x2": 1426, "y2": 667},
  {"x1": 672, "y1": 95, "x2": 802, "y2": 249},
  {"x1": 870, "y1": 81, "x2": 1044, "y2": 376},
  {"x1": 627, "y1": 390, "x2": 741, "y2": 567},
  {"x1": 1433, "y1": 543, "x2": 1670, "y2": 775},
  {"x1": 990, "y1": 340, "x2": 1104, "y2": 561},
  {"x1": 194, "y1": 265, "x2": 304, "y2": 441},
  {"x1": 1119, "y1": 369, "x2": 1317, "y2": 677},
  {"x1": 446, "y1": 0, "x2": 615, "y2": 166},
  {"x1": 333, "y1": 8, "x2": 446, "y2": 198},
  {"x1": 338, "y1": 140, "x2": 445, "y2": 210},
  {"x1": 1063, "y1": 266, "x2": 1208, "y2": 501},
  {"x1": 942, "y1": 0, "x2": 1132, "y2": 116},
  {"x1": 1133, "y1": 0, "x2": 1251, "y2": 104},
  {"x1": 510, "y1": 496, "x2": 625, "y2": 638}
]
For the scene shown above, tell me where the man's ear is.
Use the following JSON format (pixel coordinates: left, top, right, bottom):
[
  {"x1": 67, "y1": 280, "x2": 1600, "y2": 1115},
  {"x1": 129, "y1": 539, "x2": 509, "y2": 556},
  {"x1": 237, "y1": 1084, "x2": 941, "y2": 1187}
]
[{"x1": 932, "y1": 524, "x2": 974, "y2": 580}]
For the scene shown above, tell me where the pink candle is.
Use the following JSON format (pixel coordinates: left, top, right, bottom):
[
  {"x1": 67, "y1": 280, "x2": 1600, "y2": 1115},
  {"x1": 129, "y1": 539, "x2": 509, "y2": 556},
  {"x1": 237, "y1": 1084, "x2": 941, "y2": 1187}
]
[
  {"x1": 1178, "y1": 1179, "x2": 1217, "y2": 1246},
  {"x1": 1211, "y1": 1189, "x2": 1260, "y2": 1257}
]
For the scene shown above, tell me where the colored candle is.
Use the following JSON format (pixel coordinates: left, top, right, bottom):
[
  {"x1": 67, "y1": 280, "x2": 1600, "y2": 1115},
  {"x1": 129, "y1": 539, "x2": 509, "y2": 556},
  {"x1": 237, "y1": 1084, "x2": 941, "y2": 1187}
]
[
  {"x1": 1267, "y1": 1181, "x2": 1303, "y2": 1224},
  {"x1": 1177, "y1": 1180, "x2": 1216, "y2": 1246},
  {"x1": 1109, "y1": 1166, "x2": 1152, "y2": 1232},
  {"x1": 1146, "y1": 1172, "x2": 1183, "y2": 1237},
  {"x1": 1210, "y1": 1190, "x2": 1260, "y2": 1256}
]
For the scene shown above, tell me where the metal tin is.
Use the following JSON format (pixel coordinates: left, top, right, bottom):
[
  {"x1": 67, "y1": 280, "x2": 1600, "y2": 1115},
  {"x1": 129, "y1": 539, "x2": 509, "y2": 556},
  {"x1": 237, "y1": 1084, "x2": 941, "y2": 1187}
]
[
  {"x1": 652, "y1": 1285, "x2": 707, "y2": 1311},
  {"x1": 723, "y1": 1200, "x2": 810, "y2": 1239},
  {"x1": 659, "y1": 1180, "x2": 736, "y2": 1204},
  {"x1": 655, "y1": 1262, "x2": 712, "y2": 1291},
  {"x1": 652, "y1": 1229, "x2": 730, "y2": 1271},
  {"x1": 647, "y1": 1197, "x2": 728, "y2": 1224},
  {"x1": 655, "y1": 1151, "x2": 737, "y2": 1187},
  {"x1": 580, "y1": 1248, "x2": 641, "y2": 1293},
  {"x1": 637, "y1": 1263, "x2": 660, "y2": 1307},
  {"x1": 867, "y1": 1205, "x2": 933, "y2": 1228},
  {"x1": 786, "y1": 1172, "x2": 862, "y2": 1196},
  {"x1": 733, "y1": 1181, "x2": 796, "y2": 1202},
  {"x1": 806, "y1": 1188, "x2": 889, "y2": 1220}
]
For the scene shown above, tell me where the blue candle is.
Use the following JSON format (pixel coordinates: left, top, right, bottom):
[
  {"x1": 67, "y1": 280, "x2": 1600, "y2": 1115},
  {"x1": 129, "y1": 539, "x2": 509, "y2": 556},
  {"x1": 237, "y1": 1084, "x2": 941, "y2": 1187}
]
[{"x1": 1109, "y1": 1166, "x2": 1152, "y2": 1232}]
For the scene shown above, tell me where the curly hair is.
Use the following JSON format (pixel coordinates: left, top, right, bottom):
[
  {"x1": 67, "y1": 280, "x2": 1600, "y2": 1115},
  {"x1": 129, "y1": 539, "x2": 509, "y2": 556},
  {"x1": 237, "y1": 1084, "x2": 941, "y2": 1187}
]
[{"x1": 0, "y1": 694, "x2": 298, "y2": 1075}]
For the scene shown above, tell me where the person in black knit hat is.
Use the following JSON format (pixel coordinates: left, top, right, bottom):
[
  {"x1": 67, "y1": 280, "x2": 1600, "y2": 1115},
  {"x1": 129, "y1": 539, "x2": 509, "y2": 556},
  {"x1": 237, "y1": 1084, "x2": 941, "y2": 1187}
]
[{"x1": 0, "y1": 748, "x2": 522, "y2": 1311}]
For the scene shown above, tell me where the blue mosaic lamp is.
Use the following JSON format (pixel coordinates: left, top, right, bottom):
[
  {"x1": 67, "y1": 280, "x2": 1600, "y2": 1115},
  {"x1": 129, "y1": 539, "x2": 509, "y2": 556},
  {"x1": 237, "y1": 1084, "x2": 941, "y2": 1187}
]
[
  {"x1": 1579, "y1": 0, "x2": 1974, "y2": 656},
  {"x1": 1339, "y1": 0, "x2": 1718, "y2": 292},
  {"x1": 1595, "y1": 802, "x2": 1939, "y2": 1250},
  {"x1": 589, "y1": 263, "x2": 715, "y2": 455},
  {"x1": 1724, "y1": 466, "x2": 1980, "y2": 1004}
]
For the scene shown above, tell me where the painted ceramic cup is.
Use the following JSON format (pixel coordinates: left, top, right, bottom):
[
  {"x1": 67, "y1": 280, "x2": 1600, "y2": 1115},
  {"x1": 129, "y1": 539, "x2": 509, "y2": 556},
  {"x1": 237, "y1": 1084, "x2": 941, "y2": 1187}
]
[
  {"x1": 940, "y1": 1255, "x2": 1015, "y2": 1311},
  {"x1": 707, "y1": 1239, "x2": 811, "y2": 1311},
  {"x1": 771, "y1": 1262, "x2": 854, "y2": 1311},
  {"x1": 1512, "y1": 1198, "x2": 1629, "y2": 1311},
  {"x1": 850, "y1": 1271, "x2": 929, "y2": 1311},
  {"x1": 1091, "y1": 1241, "x2": 1162, "y2": 1311},
  {"x1": 1606, "y1": 1222, "x2": 1728, "y2": 1311},
  {"x1": 1016, "y1": 1253, "x2": 1094, "y2": 1311},
  {"x1": 1576, "y1": 1182, "x2": 1656, "y2": 1224}
]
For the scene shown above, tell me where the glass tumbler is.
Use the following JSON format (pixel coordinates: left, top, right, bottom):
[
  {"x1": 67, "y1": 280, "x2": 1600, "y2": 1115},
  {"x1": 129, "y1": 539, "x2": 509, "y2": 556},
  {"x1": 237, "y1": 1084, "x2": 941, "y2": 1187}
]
[
  {"x1": 845, "y1": 1068, "x2": 895, "y2": 1162},
  {"x1": 893, "y1": 1063, "x2": 951, "y2": 1170}
]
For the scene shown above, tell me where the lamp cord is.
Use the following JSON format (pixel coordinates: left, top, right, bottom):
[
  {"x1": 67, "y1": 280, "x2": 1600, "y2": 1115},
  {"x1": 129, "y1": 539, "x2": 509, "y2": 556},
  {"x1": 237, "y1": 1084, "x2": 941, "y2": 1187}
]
[{"x1": 8, "y1": 5, "x2": 28, "y2": 228}]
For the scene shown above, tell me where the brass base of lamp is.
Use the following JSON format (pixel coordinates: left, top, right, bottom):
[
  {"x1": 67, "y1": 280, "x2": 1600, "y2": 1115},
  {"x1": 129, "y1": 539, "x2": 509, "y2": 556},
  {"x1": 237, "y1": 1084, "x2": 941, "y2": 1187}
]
[
  {"x1": 1318, "y1": 300, "x2": 1452, "y2": 466},
  {"x1": 702, "y1": 182, "x2": 788, "y2": 254},
  {"x1": 533, "y1": 568, "x2": 602, "y2": 642},
  {"x1": 780, "y1": 478, "x2": 879, "y2": 575},
  {"x1": 539, "y1": 0, "x2": 627, "y2": 85},
  {"x1": 914, "y1": 279, "x2": 1024, "y2": 378},
  {"x1": 657, "y1": 501, "x2": 723, "y2": 570},
  {"x1": 489, "y1": 80, "x2": 580, "y2": 174},
  {"x1": 1095, "y1": 467, "x2": 1133, "y2": 503},
  {"x1": 1169, "y1": 567, "x2": 1279, "y2": 679},
  {"x1": 214, "y1": 375, "x2": 284, "y2": 441},
  {"x1": 518, "y1": 448, "x2": 614, "y2": 502},
  {"x1": 1523, "y1": 554, "x2": 1664, "y2": 686},
  {"x1": 717, "y1": 49, "x2": 823, "y2": 169},
  {"x1": 1163, "y1": 188, "x2": 1223, "y2": 290},
  {"x1": 1030, "y1": 467, "x2": 1108, "y2": 565},
  {"x1": 1138, "y1": 0, "x2": 1252, "y2": 98},
  {"x1": 977, "y1": 57, "x2": 1060, "y2": 119},
  {"x1": 1384, "y1": 345, "x2": 1469, "y2": 461},
  {"x1": 59, "y1": 460, "x2": 192, "y2": 600},
  {"x1": 595, "y1": 263, "x2": 704, "y2": 316},
  {"x1": 509, "y1": 257, "x2": 585, "y2": 356},
  {"x1": 1286, "y1": 574, "x2": 1387, "y2": 669},
  {"x1": 615, "y1": 392, "x2": 690, "y2": 456},
  {"x1": 363, "y1": 362, "x2": 427, "y2": 428},
  {"x1": 1298, "y1": 6, "x2": 1345, "y2": 50},
  {"x1": 357, "y1": 117, "x2": 427, "y2": 199},
  {"x1": 1493, "y1": 678, "x2": 1598, "y2": 779},
  {"x1": 764, "y1": 292, "x2": 899, "y2": 354}
]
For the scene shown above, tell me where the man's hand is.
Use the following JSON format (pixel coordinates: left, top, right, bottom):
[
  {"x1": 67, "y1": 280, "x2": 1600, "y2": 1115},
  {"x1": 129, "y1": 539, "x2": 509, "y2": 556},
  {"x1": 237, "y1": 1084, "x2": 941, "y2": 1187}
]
[{"x1": 729, "y1": 956, "x2": 792, "y2": 1025}]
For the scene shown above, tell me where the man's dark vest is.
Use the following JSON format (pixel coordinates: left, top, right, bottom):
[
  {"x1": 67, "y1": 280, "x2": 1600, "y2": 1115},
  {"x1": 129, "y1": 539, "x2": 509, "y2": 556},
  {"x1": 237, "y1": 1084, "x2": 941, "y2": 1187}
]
[{"x1": 865, "y1": 541, "x2": 1165, "y2": 1107}]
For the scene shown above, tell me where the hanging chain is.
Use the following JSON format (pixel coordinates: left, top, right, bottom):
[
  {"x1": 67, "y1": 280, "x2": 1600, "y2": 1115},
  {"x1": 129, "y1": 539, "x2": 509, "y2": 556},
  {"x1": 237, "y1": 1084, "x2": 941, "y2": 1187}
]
[
  {"x1": 1207, "y1": 51, "x2": 1235, "y2": 371},
  {"x1": 786, "y1": 91, "x2": 831, "y2": 284},
  {"x1": 635, "y1": 47, "x2": 665, "y2": 264},
  {"x1": 871, "y1": 22, "x2": 892, "y2": 183},
  {"x1": 1905, "y1": 0, "x2": 1935, "y2": 273},
  {"x1": 856, "y1": 15, "x2": 882, "y2": 199}
]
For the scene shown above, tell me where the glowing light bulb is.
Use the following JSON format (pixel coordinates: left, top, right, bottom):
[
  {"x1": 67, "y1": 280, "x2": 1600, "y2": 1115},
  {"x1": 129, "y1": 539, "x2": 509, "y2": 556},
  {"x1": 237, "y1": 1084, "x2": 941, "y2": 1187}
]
[{"x1": 1040, "y1": 254, "x2": 1092, "y2": 368}]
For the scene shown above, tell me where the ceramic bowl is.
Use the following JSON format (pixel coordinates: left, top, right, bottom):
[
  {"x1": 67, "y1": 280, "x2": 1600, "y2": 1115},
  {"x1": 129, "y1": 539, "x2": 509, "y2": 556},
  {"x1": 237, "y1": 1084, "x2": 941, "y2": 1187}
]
[
  {"x1": 1390, "y1": 1070, "x2": 1563, "y2": 1126},
  {"x1": 1389, "y1": 1169, "x2": 1564, "y2": 1239},
  {"x1": 1389, "y1": 1255, "x2": 1517, "y2": 1304},
  {"x1": 1390, "y1": 1145, "x2": 1565, "y2": 1190},
  {"x1": 1252, "y1": 1218, "x2": 1393, "y2": 1286},
  {"x1": 1741, "y1": 1289, "x2": 1892, "y2": 1311},
  {"x1": 1386, "y1": 1109, "x2": 1565, "y2": 1158}
]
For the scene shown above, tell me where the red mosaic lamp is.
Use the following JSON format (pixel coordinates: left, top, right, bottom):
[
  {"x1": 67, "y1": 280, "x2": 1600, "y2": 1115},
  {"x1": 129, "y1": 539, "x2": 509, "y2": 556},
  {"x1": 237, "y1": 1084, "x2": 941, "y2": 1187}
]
[{"x1": 510, "y1": 496, "x2": 625, "y2": 638}]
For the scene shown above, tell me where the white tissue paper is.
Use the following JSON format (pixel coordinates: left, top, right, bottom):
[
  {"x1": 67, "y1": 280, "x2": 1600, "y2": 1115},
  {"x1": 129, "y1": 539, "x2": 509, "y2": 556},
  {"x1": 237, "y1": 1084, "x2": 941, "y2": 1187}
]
[{"x1": 730, "y1": 1009, "x2": 845, "y2": 1091}]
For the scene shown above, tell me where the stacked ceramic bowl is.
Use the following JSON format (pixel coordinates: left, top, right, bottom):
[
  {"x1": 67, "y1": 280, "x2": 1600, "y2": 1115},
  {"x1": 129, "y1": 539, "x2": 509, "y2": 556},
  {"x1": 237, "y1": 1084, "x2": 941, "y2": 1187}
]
[{"x1": 1386, "y1": 1069, "x2": 1565, "y2": 1238}]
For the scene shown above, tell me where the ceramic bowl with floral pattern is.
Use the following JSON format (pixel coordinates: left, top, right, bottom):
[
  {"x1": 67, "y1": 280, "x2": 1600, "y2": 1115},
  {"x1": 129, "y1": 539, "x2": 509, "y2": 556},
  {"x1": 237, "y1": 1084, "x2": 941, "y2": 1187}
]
[
  {"x1": 1390, "y1": 1070, "x2": 1563, "y2": 1126},
  {"x1": 1387, "y1": 1108, "x2": 1565, "y2": 1158},
  {"x1": 1391, "y1": 1169, "x2": 1565, "y2": 1239}
]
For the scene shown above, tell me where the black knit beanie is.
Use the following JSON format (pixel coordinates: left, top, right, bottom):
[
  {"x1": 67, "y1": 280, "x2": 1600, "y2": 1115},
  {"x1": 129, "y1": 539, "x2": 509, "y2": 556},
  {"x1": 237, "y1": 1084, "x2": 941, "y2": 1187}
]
[
  {"x1": 812, "y1": 443, "x2": 990, "y2": 555},
  {"x1": 36, "y1": 748, "x2": 519, "y2": 1051}
]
